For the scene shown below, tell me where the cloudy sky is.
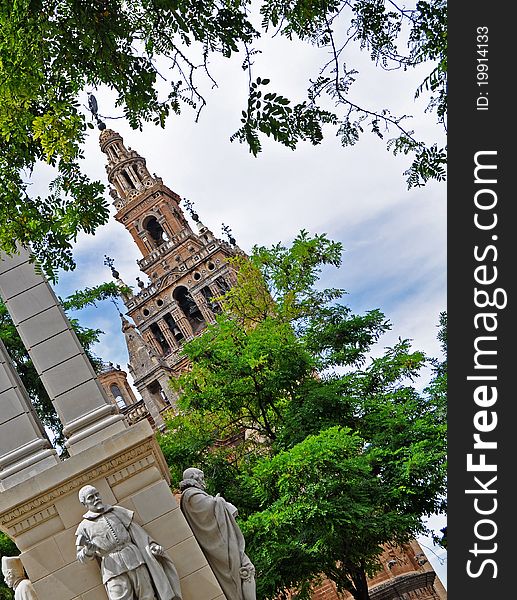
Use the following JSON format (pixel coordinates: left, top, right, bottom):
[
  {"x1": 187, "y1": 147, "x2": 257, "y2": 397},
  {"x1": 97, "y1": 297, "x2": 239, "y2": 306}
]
[{"x1": 31, "y1": 18, "x2": 447, "y2": 584}]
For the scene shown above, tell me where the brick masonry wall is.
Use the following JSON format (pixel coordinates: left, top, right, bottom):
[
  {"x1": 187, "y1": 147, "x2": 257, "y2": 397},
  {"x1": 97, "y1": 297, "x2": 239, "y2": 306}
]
[{"x1": 283, "y1": 542, "x2": 446, "y2": 600}]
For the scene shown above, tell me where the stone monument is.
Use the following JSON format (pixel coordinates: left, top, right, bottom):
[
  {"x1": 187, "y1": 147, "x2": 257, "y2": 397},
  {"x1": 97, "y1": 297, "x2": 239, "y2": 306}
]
[
  {"x1": 0, "y1": 248, "x2": 226, "y2": 600},
  {"x1": 179, "y1": 468, "x2": 256, "y2": 600}
]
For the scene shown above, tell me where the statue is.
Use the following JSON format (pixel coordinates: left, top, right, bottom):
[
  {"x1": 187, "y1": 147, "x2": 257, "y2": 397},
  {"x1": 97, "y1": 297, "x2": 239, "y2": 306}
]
[
  {"x1": 1, "y1": 556, "x2": 39, "y2": 600},
  {"x1": 179, "y1": 468, "x2": 256, "y2": 600},
  {"x1": 75, "y1": 485, "x2": 182, "y2": 600}
]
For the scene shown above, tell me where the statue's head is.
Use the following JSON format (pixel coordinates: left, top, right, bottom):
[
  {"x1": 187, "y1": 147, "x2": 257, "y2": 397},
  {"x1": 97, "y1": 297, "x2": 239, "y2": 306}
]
[
  {"x1": 78, "y1": 485, "x2": 106, "y2": 513},
  {"x1": 1, "y1": 556, "x2": 25, "y2": 588},
  {"x1": 181, "y1": 467, "x2": 205, "y2": 490}
]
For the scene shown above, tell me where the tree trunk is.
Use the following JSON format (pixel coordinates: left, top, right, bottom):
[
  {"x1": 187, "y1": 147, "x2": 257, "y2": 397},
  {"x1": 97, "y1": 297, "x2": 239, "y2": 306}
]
[
  {"x1": 350, "y1": 567, "x2": 370, "y2": 600},
  {"x1": 330, "y1": 565, "x2": 370, "y2": 600}
]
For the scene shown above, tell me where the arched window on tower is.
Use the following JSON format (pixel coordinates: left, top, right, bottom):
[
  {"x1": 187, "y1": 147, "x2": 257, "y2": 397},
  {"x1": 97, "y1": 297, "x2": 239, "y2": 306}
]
[
  {"x1": 215, "y1": 276, "x2": 231, "y2": 294},
  {"x1": 143, "y1": 215, "x2": 169, "y2": 247},
  {"x1": 164, "y1": 313, "x2": 184, "y2": 343},
  {"x1": 201, "y1": 285, "x2": 221, "y2": 314},
  {"x1": 147, "y1": 380, "x2": 169, "y2": 407},
  {"x1": 173, "y1": 286, "x2": 205, "y2": 333},
  {"x1": 120, "y1": 170, "x2": 135, "y2": 190},
  {"x1": 149, "y1": 322, "x2": 171, "y2": 354},
  {"x1": 110, "y1": 384, "x2": 127, "y2": 409},
  {"x1": 109, "y1": 145, "x2": 120, "y2": 160}
]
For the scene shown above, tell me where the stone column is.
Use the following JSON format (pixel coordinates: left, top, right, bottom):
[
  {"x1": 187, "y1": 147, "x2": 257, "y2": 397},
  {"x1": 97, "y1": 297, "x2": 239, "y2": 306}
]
[
  {"x1": 208, "y1": 282, "x2": 222, "y2": 300},
  {"x1": 192, "y1": 292, "x2": 216, "y2": 324},
  {"x1": 170, "y1": 306, "x2": 194, "y2": 339},
  {"x1": 0, "y1": 340, "x2": 60, "y2": 491},
  {"x1": 157, "y1": 318, "x2": 180, "y2": 351},
  {"x1": 0, "y1": 248, "x2": 127, "y2": 456}
]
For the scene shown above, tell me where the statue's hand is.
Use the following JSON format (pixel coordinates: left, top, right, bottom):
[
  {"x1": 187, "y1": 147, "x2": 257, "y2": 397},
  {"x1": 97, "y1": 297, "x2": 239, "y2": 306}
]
[
  {"x1": 149, "y1": 543, "x2": 165, "y2": 557},
  {"x1": 77, "y1": 541, "x2": 98, "y2": 562},
  {"x1": 239, "y1": 566, "x2": 255, "y2": 582},
  {"x1": 85, "y1": 541, "x2": 98, "y2": 556}
]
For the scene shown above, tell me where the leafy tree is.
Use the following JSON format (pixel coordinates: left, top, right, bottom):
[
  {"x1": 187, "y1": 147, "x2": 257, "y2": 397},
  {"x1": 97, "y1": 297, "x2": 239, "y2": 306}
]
[
  {"x1": 170, "y1": 232, "x2": 389, "y2": 441},
  {"x1": 245, "y1": 426, "x2": 426, "y2": 600},
  {"x1": 426, "y1": 311, "x2": 447, "y2": 550},
  {"x1": 434, "y1": 526, "x2": 447, "y2": 550},
  {"x1": 424, "y1": 311, "x2": 447, "y2": 409},
  {"x1": 171, "y1": 315, "x2": 314, "y2": 441},
  {"x1": 157, "y1": 409, "x2": 259, "y2": 516},
  {"x1": 0, "y1": 281, "x2": 126, "y2": 449},
  {"x1": 159, "y1": 231, "x2": 446, "y2": 600},
  {"x1": 0, "y1": 0, "x2": 446, "y2": 279}
]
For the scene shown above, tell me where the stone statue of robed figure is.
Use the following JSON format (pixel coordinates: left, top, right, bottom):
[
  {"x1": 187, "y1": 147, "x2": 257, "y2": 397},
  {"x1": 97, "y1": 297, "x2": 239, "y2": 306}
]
[
  {"x1": 179, "y1": 467, "x2": 256, "y2": 600},
  {"x1": 1, "y1": 557, "x2": 39, "y2": 600},
  {"x1": 75, "y1": 485, "x2": 182, "y2": 600}
]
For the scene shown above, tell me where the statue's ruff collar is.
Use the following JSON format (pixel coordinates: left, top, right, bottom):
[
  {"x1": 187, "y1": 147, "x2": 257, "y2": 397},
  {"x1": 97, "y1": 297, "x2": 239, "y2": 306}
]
[{"x1": 82, "y1": 505, "x2": 114, "y2": 520}]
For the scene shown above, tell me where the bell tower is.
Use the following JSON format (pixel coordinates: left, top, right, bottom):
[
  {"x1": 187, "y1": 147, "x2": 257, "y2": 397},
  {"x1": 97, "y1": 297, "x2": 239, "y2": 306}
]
[
  {"x1": 99, "y1": 129, "x2": 242, "y2": 428},
  {"x1": 99, "y1": 128, "x2": 192, "y2": 260}
]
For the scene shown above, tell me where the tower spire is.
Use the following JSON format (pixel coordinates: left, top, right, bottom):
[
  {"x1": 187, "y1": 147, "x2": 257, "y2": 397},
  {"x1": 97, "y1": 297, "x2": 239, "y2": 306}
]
[
  {"x1": 119, "y1": 313, "x2": 174, "y2": 429},
  {"x1": 98, "y1": 128, "x2": 193, "y2": 260},
  {"x1": 104, "y1": 255, "x2": 133, "y2": 302},
  {"x1": 99, "y1": 128, "x2": 161, "y2": 209},
  {"x1": 96, "y1": 129, "x2": 242, "y2": 430}
]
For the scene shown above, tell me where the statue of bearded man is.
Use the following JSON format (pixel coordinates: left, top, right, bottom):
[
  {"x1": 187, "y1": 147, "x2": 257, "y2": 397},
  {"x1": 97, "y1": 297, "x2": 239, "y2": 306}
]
[
  {"x1": 75, "y1": 485, "x2": 182, "y2": 600},
  {"x1": 179, "y1": 468, "x2": 256, "y2": 600}
]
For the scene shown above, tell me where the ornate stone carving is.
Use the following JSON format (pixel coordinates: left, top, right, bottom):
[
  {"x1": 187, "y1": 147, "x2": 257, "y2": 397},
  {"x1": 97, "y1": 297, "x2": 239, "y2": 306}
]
[{"x1": 0, "y1": 440, "x2": 156, "y2": 532}]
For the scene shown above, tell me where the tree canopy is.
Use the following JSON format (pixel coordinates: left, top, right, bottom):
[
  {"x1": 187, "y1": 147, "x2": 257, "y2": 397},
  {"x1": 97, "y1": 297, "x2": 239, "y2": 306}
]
[
  {"x1": 0, "y1": 0, "x2": 446, "y2": 279},
  {"x1": 158, "y1": 231, "x2": 447, "y2": 600}
]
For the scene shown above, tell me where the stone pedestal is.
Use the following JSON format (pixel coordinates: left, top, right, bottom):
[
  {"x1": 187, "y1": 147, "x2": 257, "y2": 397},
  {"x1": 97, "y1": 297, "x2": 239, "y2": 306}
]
[{"x1": 0, "y1": 421, "x2": 226, "y2": 600}]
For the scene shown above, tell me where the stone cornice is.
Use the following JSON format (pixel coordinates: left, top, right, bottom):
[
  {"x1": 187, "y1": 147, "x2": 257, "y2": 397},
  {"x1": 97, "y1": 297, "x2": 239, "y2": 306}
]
[
  {"x1": 369, "y1": 571, "x2": 437, "y2": 600},
  {"x1": 0, "y1": 422, "x2": 167, "y2": 534}
]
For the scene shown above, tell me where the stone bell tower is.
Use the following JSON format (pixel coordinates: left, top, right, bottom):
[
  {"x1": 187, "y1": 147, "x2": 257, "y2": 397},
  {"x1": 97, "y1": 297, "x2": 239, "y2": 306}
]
[{"x1": 99, "y1": 129, "x2": 243, "y2": 427}]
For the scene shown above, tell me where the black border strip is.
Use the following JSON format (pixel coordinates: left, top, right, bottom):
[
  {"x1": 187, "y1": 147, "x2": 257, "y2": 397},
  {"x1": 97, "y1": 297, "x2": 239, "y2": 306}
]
[{"x1": 448, "y1": 3, "x2": 515, "y2": 596}]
